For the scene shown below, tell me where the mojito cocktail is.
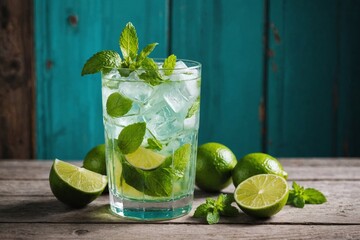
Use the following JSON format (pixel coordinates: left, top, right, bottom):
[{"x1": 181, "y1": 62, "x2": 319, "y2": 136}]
[
  {"x1": 82, "y1": 22, "x2": 201, "y2": 220},
  {"x1": 103, "y1": 60, "x2": 201, "y2": 220}
]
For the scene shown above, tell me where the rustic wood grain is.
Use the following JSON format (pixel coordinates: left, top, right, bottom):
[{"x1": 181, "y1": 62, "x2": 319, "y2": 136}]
[
  {"x1": 0, "y1": 0, "x2": 35, "y2": 159},
  {"x1": 0, "y1": 180, "x2": 359, "y2": 224},
  {"x1": 1, "y1": 159, "x2": 359, "y2": 180},
  {"x1": 0, "y1": 160, "x2": 359, "y2": 239},
  {"x1": 0, "y1": 223, "x2": 359, "y2": 240}
]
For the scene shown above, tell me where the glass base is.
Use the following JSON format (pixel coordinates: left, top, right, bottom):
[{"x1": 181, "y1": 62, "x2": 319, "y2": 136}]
[{"x1": 109, "y1": 193, "x2": 193, "y2": 221}]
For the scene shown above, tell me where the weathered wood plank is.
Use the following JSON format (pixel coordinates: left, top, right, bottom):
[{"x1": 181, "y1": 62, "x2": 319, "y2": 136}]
[
  {"x1": 0, "y1": 0, "x2": 35, "y2": 159},
  {"x1": 171, "y1": 0, "x2": 265, "y2": 157},
  {"x1": 0, "y1": 223, "x2": 359, "y2": 240},
  {"x1": 0, "y1": 181, "x2": 358, "y2": 224},
  {"x1": 1, "y1": 160, "x2": 359, "y2": 180}
]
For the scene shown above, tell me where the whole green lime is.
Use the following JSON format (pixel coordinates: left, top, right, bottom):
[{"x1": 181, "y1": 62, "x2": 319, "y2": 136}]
[
  {"x1": 196, "y1": 142, "x2": 237, "y2": 192},
  {"x1": 83, "y1": 144, "x2": 106, "y2": 175},
  {"x1": 232, "y1": 153, "x2": 288, "y2": 187}
]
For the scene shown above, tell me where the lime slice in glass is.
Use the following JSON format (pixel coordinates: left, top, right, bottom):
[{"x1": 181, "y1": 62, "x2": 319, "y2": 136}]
[
  {"x1": 234, "y1": 174, "x2": 289, "y2": 218},
  {"x1": 125, "y1": 147, "x2": 166, "y2": 170},
  {"x1": 49, "y1": 159, "x2": 107, "y2": 208}
]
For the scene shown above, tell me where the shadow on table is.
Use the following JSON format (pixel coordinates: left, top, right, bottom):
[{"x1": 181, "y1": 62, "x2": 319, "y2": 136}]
[{"x1": 0, "y1": 198, "x2": 121, "y2": 222}]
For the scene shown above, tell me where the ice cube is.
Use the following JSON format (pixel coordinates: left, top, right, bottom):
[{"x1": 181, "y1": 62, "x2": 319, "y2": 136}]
[
  {"x1": 163, "y1": 82, "x2": 192, "y2": 113},
  {"x1": 143, "y1": 104, "x2": 183, "y2": 141},
  {"x1": 119, "y1": 81, "x2": 153, "y2": 103}
]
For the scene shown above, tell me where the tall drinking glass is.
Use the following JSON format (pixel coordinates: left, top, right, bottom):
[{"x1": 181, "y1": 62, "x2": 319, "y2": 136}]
[{"x1": 102, "y1": 59, "x2": 201, "y2": 220}]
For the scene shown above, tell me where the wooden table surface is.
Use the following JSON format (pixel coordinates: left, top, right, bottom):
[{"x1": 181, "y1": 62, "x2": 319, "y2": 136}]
[{"x1": 0, "y1": 159, "x2": 359, "y2": 239}]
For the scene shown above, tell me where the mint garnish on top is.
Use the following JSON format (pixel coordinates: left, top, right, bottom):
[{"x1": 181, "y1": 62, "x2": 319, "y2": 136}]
[{"x1": 81, "y1": 22, "x2": 177, "y2": 86}]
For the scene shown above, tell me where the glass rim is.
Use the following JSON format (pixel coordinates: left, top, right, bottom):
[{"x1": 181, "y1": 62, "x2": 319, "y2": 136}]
[{"x1": 102, "y1": 58, "x2": 201, "y2": 71}]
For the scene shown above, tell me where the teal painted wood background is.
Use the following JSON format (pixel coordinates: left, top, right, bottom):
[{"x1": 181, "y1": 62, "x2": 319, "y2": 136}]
[{"x1": 35, "y1": 0, "x2": 360, "y2": 160}]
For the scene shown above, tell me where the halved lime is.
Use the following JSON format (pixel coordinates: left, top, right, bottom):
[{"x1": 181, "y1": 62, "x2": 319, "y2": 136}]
[
  {"x1": 234, "y1": 174, "x2": 289, "y2": 218},
  {"x1": 49, "y1": 159, "x2": 107, "y2": 208},
  {"x1": 125, "y1": 147, "x2": 166, "y2": 170}
]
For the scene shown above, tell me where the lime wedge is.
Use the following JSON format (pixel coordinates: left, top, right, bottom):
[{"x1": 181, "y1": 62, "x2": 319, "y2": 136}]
[
  {"x1": 234, "y1": 174, "x2": 289, "y2": 218},
  {"x1": 125, "y1": 147, "x2": 166, "y2": 170},
  {"x1": 49, "y1": 159, "x2": 107, "y2": 208}
]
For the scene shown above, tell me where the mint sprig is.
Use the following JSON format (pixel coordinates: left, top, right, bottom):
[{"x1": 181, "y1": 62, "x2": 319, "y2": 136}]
[
  {"x1": 81, "y1": 50, "x2": 121, "y2": 76},
  {"x1": 193, "y1": 194, "x2": 239, "y2": 224},
  {"x1": 139, "y1": 58, "x2": 164, "y2": 86},
  {"x1": 82, "y1": 22, "x2": 177, "y2": 80},
  {"x1": 287, "y1": 181, "x2": 327, "y2": 208}
]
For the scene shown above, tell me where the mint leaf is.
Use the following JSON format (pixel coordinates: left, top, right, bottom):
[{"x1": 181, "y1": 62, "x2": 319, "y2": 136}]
[
  {"x1": 193, "y1": 203, "x2": 209, "y2": 218},
  {"x1": 147, "y1": 138, "x2": 162, "y2": 151},
  {"x1": 206, "y1": 210, "x2": 220, "y2": 225},
  {"x1": 287, "y1": 182, "x2": 327, "y2": 208},
  {"x1": 293, "y1": 196, "x2": 305, "y2": 208},
  {"x1": 221, "y1": 205, "x2": 239, "y2": 217},
  {"x1": 118, "y1": 122, "x2": 146, "y2": 154},
  {"x1": 173, "y1": 143, "x2": 191, "y2": 174},
  {"x1": 186, "y1": 97, "x2": 200, "y2": 118},
  {"x1": 162, "y1": 54, "x2": 177, "y2": 76},
  {"x1": 293, "y1": 181, "x2": 304, "y2": 194},
  {"x1": 81, "y1": 50, "x2": 121, "y2": 76},
  {"x1": 120, "y1": 22, "x2": 139, "y2": 63},
  {"x1": 121, "y1": 158, "x2": 173, "y2": 197},
  {"x1": 304, "y1": 188, "x2": 327, "y2": 204},
  {"x1": 106, "y1": 92, "x2": 133, "y2": 118},
  {"x1": 193, "y1": 194, "x2": 239, "y2": 224},
  {"x1": 139, "y1": 58, "x2": 164, "y2": 86},
  {"x1": 137, "y1": 43, "x2": 158, "y2": 64}
]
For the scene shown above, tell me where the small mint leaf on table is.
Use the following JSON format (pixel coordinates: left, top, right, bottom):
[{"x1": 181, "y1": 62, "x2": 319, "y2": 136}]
[
  {"x1": 206, "y1": 210, "x2": 220, "y2": 225},
  {"x1": 293, "y1": 196, "x2": 305, "y2": 208},
  {"x1": 304, "y1": 188, "x2": 327, "y2": 204},
  {"x1": 221, "y1": 205, "x2": 239, "y2": 217},
  {"x1": 193, "y1": 203, "x2": 209, "y2": 218},
  {"x1": 117, "y1": 122, "x2": 146, "y2": 154},
  {"x1": 106, "y1": 92, "x2": 132, "y2": 118},
  {"x1": 136, "y1": 43, "x2": 158, "y2": 64},
  {"x1": 119, "y1": 22, "x2": 139, "y2": 63},
  {"x1": 162, "y1": 54, "x2": 177, "y2": 76},
  {"x1": 81, "y1": 50, "x2": 121, "y2": 76}
]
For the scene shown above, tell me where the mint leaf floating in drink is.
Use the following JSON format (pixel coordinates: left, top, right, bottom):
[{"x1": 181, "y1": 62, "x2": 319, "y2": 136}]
[
  {"x1": 118, "y1": 122, "x2": 146, "y2": 154},
  {"x1": 147, "y1": 138, "x2": 163, "y2": 151},
  {"x1": 163, "y1": 54, "x2": 177, "y2": 76},
  {"x1": 106, "y1": 92, "x2": 133, "y2": 118},
  {"x1": 81, "y1": 50, "x2": 121, "y2": 76},
  {"x1": 186, "y1": 97, "x2": 200, "y2": 118}
]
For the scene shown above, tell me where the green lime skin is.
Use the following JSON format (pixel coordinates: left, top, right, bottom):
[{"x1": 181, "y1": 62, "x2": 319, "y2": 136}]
[
  {"x1": 232, "y1": 153, "x2": 288, "y2": 187},
  {"x1": 83, "y1": 144, "x2": 106, "y2": 175},
  {"x1": 196, "y1": 142, "x2": 237, "y2": 192},
  {"x1": 49, "y1": 164, "x2": 105, "y2": 208}
]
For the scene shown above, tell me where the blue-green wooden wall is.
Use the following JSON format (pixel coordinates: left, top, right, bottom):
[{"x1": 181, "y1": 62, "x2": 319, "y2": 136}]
[{"x1": 35, "y1": 0, "x2": 360, "y2": 160}]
